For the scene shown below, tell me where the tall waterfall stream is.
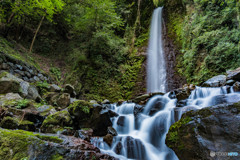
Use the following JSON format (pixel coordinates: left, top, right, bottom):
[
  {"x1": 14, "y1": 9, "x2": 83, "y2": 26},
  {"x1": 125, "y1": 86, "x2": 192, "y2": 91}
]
[{"x1": 91, "y1": 7, "x2": 240, "y2": 160}]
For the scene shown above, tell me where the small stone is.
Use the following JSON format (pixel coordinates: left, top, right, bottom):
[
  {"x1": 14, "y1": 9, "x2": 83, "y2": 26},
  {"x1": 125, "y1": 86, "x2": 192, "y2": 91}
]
[
  {"x1": 102, "y1": 99, "x2": 110, "y2": 104},
  {"x1": 15, "y1": 64, "x2": 23, "y2": 70},
  {"x1": 24, "y1": 71, "x2": 32, "y2": 78},
  {"x1": 33, "y1": 76, "x2": 40, "y2": 82}
]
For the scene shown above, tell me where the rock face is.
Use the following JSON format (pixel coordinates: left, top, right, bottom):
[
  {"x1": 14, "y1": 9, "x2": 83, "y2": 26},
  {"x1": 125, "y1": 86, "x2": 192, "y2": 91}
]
[
  {"x1": 166, "y1": 102, "x2": 240, "y2": 160},
  {"x1": 202, "y1": 75, "x2": 226, "y2": 87}
]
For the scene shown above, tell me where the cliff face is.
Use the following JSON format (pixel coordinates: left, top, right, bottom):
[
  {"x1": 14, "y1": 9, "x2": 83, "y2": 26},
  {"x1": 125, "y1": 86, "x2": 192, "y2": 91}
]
[{"x1": 162, "y1": 13, "x2": 186, "y2": 91}]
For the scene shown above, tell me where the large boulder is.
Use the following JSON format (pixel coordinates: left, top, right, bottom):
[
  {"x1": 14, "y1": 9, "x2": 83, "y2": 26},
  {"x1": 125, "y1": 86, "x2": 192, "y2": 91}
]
[
  {"x1": 0, "y1": 128, "x2": 117, "y2": 160},
  {"x1": 68, "y1": 100, "x2": 112, "y2": 136},
  {"x1": 227, "y1": 67, "x2": 240, "y2": 81},
  {"x1": 202, "y1": 75, "x2": 226, "y2": 87},
  {"x1": 166, "y1": 102, "x2": 240, "y2": 160}
]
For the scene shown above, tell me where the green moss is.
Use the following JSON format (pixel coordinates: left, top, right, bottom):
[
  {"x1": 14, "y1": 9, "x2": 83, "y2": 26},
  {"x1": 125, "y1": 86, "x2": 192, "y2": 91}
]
[
  {"x1": 0, "y1": 71, "x2": 8, "y2": 79},
  {"x1": 68, "y1": 100, "x2": 92, "y2": 114},
  {"x1": 0, "y1": 37, "x2": 42, "y2": 71},
  {"x1": 41, "y1": 110, "x2": 72, "y2": 133},
  {"x1": 0, "y1": 128, "x2": 63, "y2": 160},
  {"x1": 166, "y1": 116, "x2": 192, "y2": 149},
  {"x1": 50, "y1": 154, "x2": 64, "y2": 160}
]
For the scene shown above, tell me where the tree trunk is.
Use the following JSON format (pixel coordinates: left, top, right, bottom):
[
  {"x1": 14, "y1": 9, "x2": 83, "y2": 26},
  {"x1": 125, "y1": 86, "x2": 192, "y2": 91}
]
[{"x1": 29, "y1": 16, "x2": 44, "y2": 53}]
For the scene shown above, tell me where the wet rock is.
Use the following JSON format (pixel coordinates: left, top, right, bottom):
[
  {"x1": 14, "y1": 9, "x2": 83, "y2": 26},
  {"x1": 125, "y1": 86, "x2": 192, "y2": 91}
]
[
  {"x1": 149, "y1": 96, "x2": 169, "y2": 115},
  {"x1": 133, "y1": 104, "x2": 144, "y2": 116},
  {"x1": 227, "y1": 67, "x2": 240, "y2": 81},
  {"x1": 124, "y1": 136, "x2": 146, "y2": 159},
  {"x1": 108, "y1": 126, "x2": 118, "y2": 136},
  {"x1": 56, "y1": 93, "x2": 70, "y2": 108},
  {"x1": 202, "y1": 75, "x2": 226, "y2": 87},
  {"x1": 64, "y1": 84, "x2": 76, "y2": 98},
  {"x1": 114, "y1": 142, "x2": 123, "y2": 154},
  {"x1": 226, "y1": 79, "x2": 235, "y2": 85},
  {"x1": 75, "y1": 128, "x2": 93, "y2": 142},
  {"x1": 117, "y1": 116, "x2": 125, "y2": 126},
  {"x1": 166, "y1": 102, "x2": 240, "y2": 160},
  {"x1": 103, "y1": 134, "x2": 113, "y2": 146},
  {"x1": 175, "y1": 88, "x2": 191, "y2": 101},
  {"x1": 108, "y1": 110, "x2": 119, "y2": 117},
  {"x1": 176, "y1": 100, "x2": 187, "y2": 108},
  {"x1": 233, "y1": 81, "x2": 240, "y2": 92}
]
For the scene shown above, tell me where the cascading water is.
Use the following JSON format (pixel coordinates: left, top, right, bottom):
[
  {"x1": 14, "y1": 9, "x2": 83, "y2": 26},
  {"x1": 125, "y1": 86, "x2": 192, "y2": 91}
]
[
  {"x1": 92, "y1": 87, "x2": 240, "y2": 160},
  {"x1": 147, "y1": 7, "x2": 167, "y2": 93}
]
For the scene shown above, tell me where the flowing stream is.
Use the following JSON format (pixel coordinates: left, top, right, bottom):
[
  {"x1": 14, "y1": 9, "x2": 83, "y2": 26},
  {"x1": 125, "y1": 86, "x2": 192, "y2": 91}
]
[{"x1": 147, "y1": 7, "x2": 166, "y2": 93}]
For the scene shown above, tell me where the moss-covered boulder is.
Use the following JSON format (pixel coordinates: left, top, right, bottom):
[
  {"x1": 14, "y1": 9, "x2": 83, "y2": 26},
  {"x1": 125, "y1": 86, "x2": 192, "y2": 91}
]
[
  {"x1": 68, "y1": 100, "x2": 112, "y2": 136},
  {"x1": 68, "y1": 100, "x2": 92, "y2": 119},
  {"x1": 0, "y1": 116, "x2": 36, "y2": 131},
  {"x1": 40, "y1": 110, "x2": 73, "y2": 133},
  {"x1": 0, "y1": 128, "x2": 116, "y2": 160},
  {"x1": 166, "y1": 102, "x2": 240, "y2": 160}
]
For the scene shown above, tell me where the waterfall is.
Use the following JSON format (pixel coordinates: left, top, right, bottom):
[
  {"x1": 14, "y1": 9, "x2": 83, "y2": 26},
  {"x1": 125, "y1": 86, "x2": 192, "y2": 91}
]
[{"x1": 147, "y1": 7, "x2": 166, "y2": 93}]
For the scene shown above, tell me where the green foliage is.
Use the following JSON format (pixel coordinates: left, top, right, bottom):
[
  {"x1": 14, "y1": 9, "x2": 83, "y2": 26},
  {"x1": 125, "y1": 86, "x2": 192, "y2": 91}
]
[
  {"x1": 36, "y1": 81, "x2": 50, "y2": 95},
  {"x1": 15, "y1": 99, "x2": 29, "y2": 109},
  {"x1": 50, "y1": 67, "x2": 61, "y2": 83},
  {"x1": 166, "y1": 0, "x2": 240, "y2": 84}
]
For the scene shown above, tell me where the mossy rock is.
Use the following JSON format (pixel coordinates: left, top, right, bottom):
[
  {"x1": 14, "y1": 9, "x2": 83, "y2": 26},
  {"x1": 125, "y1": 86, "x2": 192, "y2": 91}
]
[
  {"x1": 0, "y1": 116, "x2": 36, "y2": 131},
  {"x1": 0, "y1": 128, "x2": 62, "y2": 160},
  {"x1": 68, "y1": 100, "x2": 92, "y2": 118},
  {"x1": 40, "y1": 110, "x2": 73, "y2": 133}
]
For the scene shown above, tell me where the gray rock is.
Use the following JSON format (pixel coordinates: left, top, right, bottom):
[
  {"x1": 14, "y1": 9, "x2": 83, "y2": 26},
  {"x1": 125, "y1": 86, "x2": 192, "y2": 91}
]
[
  {"x1": 49, "y1": 84, "x2": 61, "y2": 92},
  {"x1": 20, "y1": 81, "x2": 30, "y2": 97},
  {"x1": 22, "y1": 77, "x2": 29, "y2": 81},
  {"x1": 107, "y1": 126, "x2": 118, "y2": 136},
  {"x1": 38, "y1": 73, "x2": 44, "y2": 81},
  {"x1": 202, "y1": 75, "x2": 226, "y2": 87},
  {"x1": 15, "y1": 64, "x2": 23, "y2": 70},
  {"x1": 27, "y1": 85, "x2": 41, "y2": 101},
  {"x1": 14, "y1": 69, "x2": 24, "y2": 76},
  {"x1": 7, "y1": 62, "x2": 14, "y2": 68},
  {"x1": 226, "y1": 79, "x2": 235, "y2": 85},
  {"x1": 33, "y1": 76, "x2": 40, "y2": 82}
]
